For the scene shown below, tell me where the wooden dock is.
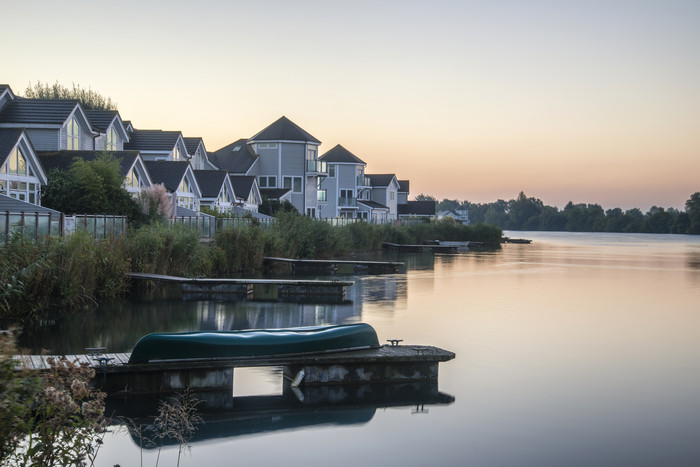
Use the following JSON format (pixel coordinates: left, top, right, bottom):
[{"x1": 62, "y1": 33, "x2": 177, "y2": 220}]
[
  {"x1": 14, "y1": 344, "x2": 455, "y2": 394},
  {"x1": 128, "y1": 273, "x2": 354, "y2": 301},
  {"x1": 382, "y1": 242, "x2": 460, "y2": 253},
  {"x1": 263, "y1": 256, "x2": 404, "y2": 274}
]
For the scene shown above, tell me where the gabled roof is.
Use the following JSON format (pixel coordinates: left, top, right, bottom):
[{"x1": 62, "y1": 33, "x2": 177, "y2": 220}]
[
  {"x1": 85, "y1": 109, "x2": 119, "y2": 132},
  {"x1": 124, "y1": 130, "x2": 182, "y2": 151},
  {"x1": 398, "y1": 180, "x2": 409, "y2": 193},
  {"x1": 0, "y1": 128, "x2": 26, "y2": 160},
  {"x1": 37, "y1": 150, "x2": 140, "y2": 177},
  {"x1": 143, "y1": 161, "x2": 191, "y2": 192},
  {"x1": 0, "y1": 98, "x2": 82, "y2": 125},
  {"x1": 184, "y1": 137, "x2": 204, "y2": 154},
  {"x1": 319, "y1": 144, "x2": 366, "y2": 164},
  {"x1": 193, "y1": 170, "x2": 228, "y2": 198},
  {"x1": 399, "y1": 201, "x2": 436, "y2": 216},
  {"x1": 249, "y1": 116, "x2": 320, "y2": 144},
  {"x1": 0, "y1": 193, "x2": 61, "y2": 215},
  {"x1": 210, "y1": 138, "x2": 258, "y2": 173},
  {"x1": 0, "y1": 85, "x2": 14, "y2": 101},
  {"x1": 358, "y1": 200, "x2": 389, "y2": 210},
  {"x1": 366, "y1": 174, "x2": 398, "y2": 187},
  {"x1": 0, "y1": 85, "x2": 11, "y2": 94},
  {"x1": 229, "y1": 175, "x2": 258, "y2": 200}
]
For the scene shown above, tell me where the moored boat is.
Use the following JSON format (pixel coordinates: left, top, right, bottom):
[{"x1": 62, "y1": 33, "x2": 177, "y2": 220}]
[{"x1": 128, "y1": 323, "x2": 380, "y2": 364}]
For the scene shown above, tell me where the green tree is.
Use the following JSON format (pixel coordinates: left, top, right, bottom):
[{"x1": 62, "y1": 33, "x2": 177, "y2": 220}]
[
  {"x1": 414, "y1": 194, "x2": 437, "y2": 202},
  {"x1": 24, "y1": 81, "x2": 117, "y2": 110},
  {"x1": 42, "y1": 152, "x2": 139, "y2": 216},
  {"x1": 686, "y1": 192, "x2": 700, "y2": 234}
]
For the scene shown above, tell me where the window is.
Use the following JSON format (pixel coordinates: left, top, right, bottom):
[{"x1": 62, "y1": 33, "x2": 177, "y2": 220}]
[
  {"x1": 284, "y1": 176, "x2": 302, "y2": 193},
  {"x1": 328, "y1": 164, "x2": 336, "y2": 177},
  {"x1": 340, "y1": 189, "x2": 353, "y2": 199},
  {"x1": 106, "y1": 127, "x2": 118, "y2": 150},
  {"x1": 179, "y1": 177, "x2": 191, "y2": 194},
  {"x1": 259, "y1": 176, "x2": 276, "y2": 188},
  {"x1": 390, "y1": 191, "x2": 395, "y2": 201},
  {"x1": 306, "y1": 146, "x2": 317, "y2": 160},
  {"x1": 173, "y1": 145, "x2": 181, "y2": 161},
  {"x1": 218, "y1": 187, "x2": 231, "y2": 204},
  {"x1": 67, "y1": 117, "x2": 80, "y2": 150},
  {"x1": 2, "y1": 148, "x2": 32, "y2": 176},
  {"x1": 125, "y1": 169, "x2": 140, "y2": 188},
  {"x1": 306, "y1": 208, "x2": 316, "y2": 217},
  {"x1": 257, "y1": 143, "x2": 277, "y2": 150}
]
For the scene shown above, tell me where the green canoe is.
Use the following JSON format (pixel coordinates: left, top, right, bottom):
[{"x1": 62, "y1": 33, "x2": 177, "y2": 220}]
[{"x1": 128, "y1": 323, "x2": 380, "y2": 364}]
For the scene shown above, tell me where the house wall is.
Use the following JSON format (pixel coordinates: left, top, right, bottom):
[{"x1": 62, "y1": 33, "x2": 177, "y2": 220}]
[
  {"x1": 320, "y1": 165, "x2": 338, "y2": 217},
  {"x1": 94, "y1": 123, "x2": 125, "y2": 151},
  {"x1": 24, "y1": 129, "x2": 60, "y2": 151},
  {"x1": 60, "y1": 118, "x2": 93, "y2": 150}
]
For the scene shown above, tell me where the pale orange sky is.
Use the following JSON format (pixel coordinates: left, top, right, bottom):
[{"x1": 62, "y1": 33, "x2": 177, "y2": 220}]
[{"x1": 4, "y1": 0, "x2": 699, "y2": 211}]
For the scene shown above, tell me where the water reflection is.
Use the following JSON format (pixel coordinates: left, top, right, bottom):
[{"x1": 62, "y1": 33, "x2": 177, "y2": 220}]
[{"x1": 107, "y1": 380, "x2": 454, "y2": 446}]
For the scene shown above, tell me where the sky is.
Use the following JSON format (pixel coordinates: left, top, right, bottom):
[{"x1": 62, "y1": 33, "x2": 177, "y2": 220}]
[{"x1": 4, "y1": 0, "x2": 699, "y2": 211}]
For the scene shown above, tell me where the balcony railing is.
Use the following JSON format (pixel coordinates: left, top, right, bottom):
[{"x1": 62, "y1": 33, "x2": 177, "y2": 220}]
[
  {"x1": 356, "y1": 176, "x2": 371, "y2": 187},
  {"x1": 306, "y1": 160, "x2": 328, "y2": 174},
  {"x1": 317, "y1": 189, "x2": 327, "y2": 202},
  {"x1": 338, "y1": 196, "x2": 358, "y2": 207}
]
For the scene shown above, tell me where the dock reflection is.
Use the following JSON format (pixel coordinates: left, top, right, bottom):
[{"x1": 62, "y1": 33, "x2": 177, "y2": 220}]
[{"x1": 108, "y1": 381, "x2": 454, "y2": 446}]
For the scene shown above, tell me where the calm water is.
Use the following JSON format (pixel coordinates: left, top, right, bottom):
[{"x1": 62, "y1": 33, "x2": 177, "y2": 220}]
[{"x1": 24, "y1": 232, "x2": 700, "y2": 466}]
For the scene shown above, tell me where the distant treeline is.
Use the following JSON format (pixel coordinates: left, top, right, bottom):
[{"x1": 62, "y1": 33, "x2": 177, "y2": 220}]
[{"x1": 417, "y1": 191, "x2": 700, "y2": 234}]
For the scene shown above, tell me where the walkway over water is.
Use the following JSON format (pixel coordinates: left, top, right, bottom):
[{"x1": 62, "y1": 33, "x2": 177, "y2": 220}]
[
  {"x1": 14, "y1": 345, "x2": 455, "y2": 394},
  {"x1": 263, "y1": 256, "x2": 404, "y2": 273},
  {"x1": 128, "y1": 273, "x2": 354, "y2": 301}
]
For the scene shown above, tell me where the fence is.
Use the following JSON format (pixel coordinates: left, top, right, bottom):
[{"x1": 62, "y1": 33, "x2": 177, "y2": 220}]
[
  {"x1": 69, "y1": 215, "x2": 127, "y2": 240},
  {"x1": 0, "y1": 211, "x2": 63, "y2": 244},
  {"x1": 171, "y1": 216, "x2": 216, "y2": 238}
]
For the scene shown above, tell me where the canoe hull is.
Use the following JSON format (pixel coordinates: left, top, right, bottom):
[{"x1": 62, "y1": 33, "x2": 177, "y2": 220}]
[{"x1": 128, "y1": 324, "x2": 380, "y2": 364}]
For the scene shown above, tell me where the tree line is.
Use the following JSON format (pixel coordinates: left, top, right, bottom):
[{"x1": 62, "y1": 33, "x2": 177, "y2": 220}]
[{"x1": 417, "y1": 191, "x2": 700, "y2": 234}]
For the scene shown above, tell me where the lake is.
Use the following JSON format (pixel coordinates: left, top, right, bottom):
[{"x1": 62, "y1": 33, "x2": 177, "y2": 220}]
[{"x1": 22, "y1": 232, "x2": 700, "y2": 466}]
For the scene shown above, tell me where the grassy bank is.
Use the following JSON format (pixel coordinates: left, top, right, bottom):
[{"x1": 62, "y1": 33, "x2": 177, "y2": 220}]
[{"x1": 1, "y1": 217, "x2": 501, "y2": 318}]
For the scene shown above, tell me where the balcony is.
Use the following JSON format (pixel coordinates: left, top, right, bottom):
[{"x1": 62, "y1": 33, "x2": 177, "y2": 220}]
[
  {"x1": 356, "y1": 176, "x2": 371, "y2": 187},
  {"x1": 317, "y1": 189, "x2": 327, "y2": 203},
  {"x1": 306, "y1": 160, "x2": 328, "y2": 175},
  {"x1": 338, "y1": 196, "x2": 358, "y2": 208}
]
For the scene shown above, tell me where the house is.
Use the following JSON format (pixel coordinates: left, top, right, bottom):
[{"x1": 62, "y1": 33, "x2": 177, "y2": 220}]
[
  {"x1": 365, "y1": 174, "x2": 400, "y2": 222},
  {"x1": 318, "y1": 144, "x2": 371, "y2": 219},
  {"x1": 185, "y1": 137, "x2": 216, "y2": 170},
  {"x1": 37, "y1": 150, "x2": 152, "y2": 197},
  {"x1": 399, "y1": 201, "x2": 436, "y2": 221},
  {"x1": 0, "y1": 97, "x2": 98, "y2": 151},
  {"x1": 144, "y1": 160, "x2": 201, "y2": 212},
  {"x1": 0, "y1": 128, "x2": 48, "y2": 204},
  {"x1": 194, "y1": 170, "x2": 236, "y2": 213},
  {"x1": 124, "y1": 129, "x2": 189, "y2": 162},
  {"x1": 437, "y1": 207, "x2": 469, "y2": 224},
  {"x1": 0, "y1": 85, "x2": 15, "y2": 113},
  {"x1": 229, "y1": 175, "x2": 262, "y2": 213},
  {"x1": 246, "y1": 116, "x2": 327, "y2": 217},
  {"x1": 86, "y1": 110, "x2": 130, "y2": 151}
]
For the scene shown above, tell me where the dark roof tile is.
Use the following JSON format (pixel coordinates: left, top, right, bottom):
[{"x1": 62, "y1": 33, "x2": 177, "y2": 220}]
[
  {"x1": 398, "y1": 201, "x2": 435, "y2": 216},
  {"x1": 0, "y1": 98, "x2": 80, "y2": 125},
  {"x1": 0, "y1": 129, "x2": 24, "y2": 160},
  {"x1": 319, "y1": 144, "x2": 366, "y2": 164},
  {"x1": 37, "y1": 150, "x2": 138, "y2": 176},
  {"x1": 143, "y1": 160, "x2": 190, "y2": 192},
  {"x1": 124, "y1": 130, "x2": 181, "y2": 151},
  {"x1": 229, "y1": 175, "x2": 256, "y2": 199},
  {"x1": 85, "y1": 110, "x2": 119, "y2": 132},
  {"x1": 358, "y1": 200, "x2": 389, "y2": 210},
  {"x1": 250, "y1": 116, "x2": 320, "y2": 144},
  {"x1": 366, "y1": 174, "x2": 397, "y2": 187},
  {"x1": 210, "y1": 138, "x2": 258, "y2": 173},
  {"x1": 193, "y1": 170, "x2": 228, "y2": 198}
]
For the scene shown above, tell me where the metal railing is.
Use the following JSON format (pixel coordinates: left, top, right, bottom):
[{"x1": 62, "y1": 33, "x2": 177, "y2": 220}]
[
  {"x1": 306, "y1": 160, "x2": 328, "y2": 174},
  {"x1": 338, "y1": 197, "x2": 358, "y2": 207},
  {"x1": 71, "y1": 215, "x2": 127, "y2": 240},
  {"x1": 357, "y1": 176, "x2": 371, "y2": 187},
  {"x1": 1, "y1": 211, "x2": 63, "y2": 244},
  {"x1": 171, "y1": 216, "x2": 215, "y2": 238}
]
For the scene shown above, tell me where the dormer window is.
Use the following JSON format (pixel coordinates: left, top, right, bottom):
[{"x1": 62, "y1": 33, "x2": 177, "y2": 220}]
[
  {"x1": 125, "y1": 168, "x2": 140, "y2": 188},
  {"x1": 2, "y1": 147, "x2": 32, "y2": 176},
  {"x1": 173, "y1": 145, "x2": 181, "y2": 161},
  {"x1": 67, "y1": 117, "x2": 80, "y2": 150},
  {"x1": 106, "y1": 127, "x2": 118, "y2": 150}
]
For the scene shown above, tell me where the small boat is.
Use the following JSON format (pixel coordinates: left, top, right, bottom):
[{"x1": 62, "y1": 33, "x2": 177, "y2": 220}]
[
  {"x1": 128, "y1": 323, "x2": 380, "y2": 363},
  {"x1": 506, "y1": 238, "x2": 532, "y2": 244}
]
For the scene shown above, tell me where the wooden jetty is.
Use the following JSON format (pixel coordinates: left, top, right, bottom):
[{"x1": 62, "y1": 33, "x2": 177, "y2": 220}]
[
  {"x1": 128, "y1": 273, "x2": 353, "y2": 301},
  {"x1": 382, "y1": 242, "x2": 460, "y2": 253},
  {"x1": 14, "y1": 344, "x2": 455, "y2": 395},
  {"x1": 263, "y1": 256, "x2": 404, "y2": 274}
]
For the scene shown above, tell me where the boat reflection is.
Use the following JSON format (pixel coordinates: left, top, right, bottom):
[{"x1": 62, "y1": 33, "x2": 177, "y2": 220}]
[{"x1": 108, "y1": 381, "x2": 454, "y2": 446}]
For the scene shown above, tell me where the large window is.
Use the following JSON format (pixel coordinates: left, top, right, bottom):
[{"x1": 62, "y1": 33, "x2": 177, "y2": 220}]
[
  {"x1": 125, "y1": 169, "x2": 140, "y2": 188},
  {"x1": 284, "y1": 176, "x2": 302, "y2": 193},
  {"x1": 306, "y1": 146, "x2": 317, "y2": 160},
  {"x1": 67, "y1": 117, "x2": 80, "y2": 150},
  {"x1": 1, "y1": 147, "x2": 40, "y2": 204},
  {"x1": 106, "y1": 127, "x2": 118, "y2": 150}
]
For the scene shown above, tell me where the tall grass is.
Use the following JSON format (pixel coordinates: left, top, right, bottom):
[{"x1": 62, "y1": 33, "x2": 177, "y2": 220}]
[{"x1": 214, "y1": 225, "x2": 265, "y2": 273}]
